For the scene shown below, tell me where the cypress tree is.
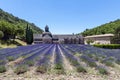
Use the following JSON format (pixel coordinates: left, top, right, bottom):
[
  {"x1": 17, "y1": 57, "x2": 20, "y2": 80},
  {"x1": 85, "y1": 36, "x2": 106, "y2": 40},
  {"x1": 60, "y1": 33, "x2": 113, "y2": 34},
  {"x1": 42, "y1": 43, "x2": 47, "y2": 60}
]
[{"x1": 25, "y1": 24, "x2": 33, "y2": 44}]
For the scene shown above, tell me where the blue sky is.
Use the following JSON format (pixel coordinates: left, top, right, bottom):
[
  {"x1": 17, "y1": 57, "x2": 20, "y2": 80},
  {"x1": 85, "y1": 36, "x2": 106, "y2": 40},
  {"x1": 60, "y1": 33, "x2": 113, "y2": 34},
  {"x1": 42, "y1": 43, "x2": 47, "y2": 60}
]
[{"x1": 0, "y1": 0, "x2": 120, "y2": 34}]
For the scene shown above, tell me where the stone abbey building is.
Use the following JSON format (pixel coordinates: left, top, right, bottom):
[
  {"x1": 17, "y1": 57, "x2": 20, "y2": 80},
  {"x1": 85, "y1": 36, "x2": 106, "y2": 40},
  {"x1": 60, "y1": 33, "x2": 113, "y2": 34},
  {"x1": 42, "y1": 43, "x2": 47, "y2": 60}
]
[{"x1": 33, "y1": 25, "x2": 84, "y2": 44}]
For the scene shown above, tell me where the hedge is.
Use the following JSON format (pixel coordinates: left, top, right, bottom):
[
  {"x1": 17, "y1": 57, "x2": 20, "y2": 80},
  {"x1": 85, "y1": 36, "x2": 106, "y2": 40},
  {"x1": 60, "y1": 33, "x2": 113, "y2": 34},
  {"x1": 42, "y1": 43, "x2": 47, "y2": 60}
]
[{"x1": 93, "y1": 44, "x2": 120, "y2": 49}]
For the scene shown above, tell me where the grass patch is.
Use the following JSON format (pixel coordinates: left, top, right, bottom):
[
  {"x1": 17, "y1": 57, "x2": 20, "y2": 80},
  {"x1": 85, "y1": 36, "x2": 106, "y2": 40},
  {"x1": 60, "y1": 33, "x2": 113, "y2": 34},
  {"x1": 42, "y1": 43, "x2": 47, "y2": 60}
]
[
  {"x1": 101, "y1": 60, "x2": 114, "y2": 67},
  {"x1": 116, "y1": 59, "x2": 120, "y2": 65},
  {"x1": 0, "y1": 65, "x2": 6, "y2": 73},
  {"x1": 98, "y1": 67, "x2": 108, "y2": 75},
  {"x1": 81, "y1": 55, "x2": 97, "y2": 67},
  {"x1": 7, "y1": 56, "x2": 15, "y2": 62},
  {"x1": 69, "y1": 59, "x2": 79, "y2": 66},
  {"x1": 76, "y1": 66, "x2": 87, "y2": 73},
  {"x1": 0, "y1": 60, "x2": 5, "y2": 64},
  {"x1": 36, "y1": 65, "x2": 47, "y2": 74},
  {"x1": 88, "y1": 62, "x2": 97, "y2": 67},
  {"x1": 14, "y1": 65, "x2": 28, "y2": 75},
  {"x1": 86, "y1": 54, "x2": 94, "y2": 58},
  {"x1": 54, "y1": 63, "x2": 65, "y2": 74},
  {"x1": 25, "y1": 60, "x2": 34, "y2": 66}
]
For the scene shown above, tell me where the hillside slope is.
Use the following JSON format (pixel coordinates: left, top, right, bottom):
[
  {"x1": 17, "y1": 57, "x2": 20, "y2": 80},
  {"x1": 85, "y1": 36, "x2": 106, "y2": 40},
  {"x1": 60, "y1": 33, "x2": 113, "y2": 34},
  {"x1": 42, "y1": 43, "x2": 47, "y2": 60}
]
[
  {"x1": 0, "y1": 8, "x2": 43, "y2": 34},
  {"x1": 81, "y1": 19, "x2": 120, "y2": 36}
]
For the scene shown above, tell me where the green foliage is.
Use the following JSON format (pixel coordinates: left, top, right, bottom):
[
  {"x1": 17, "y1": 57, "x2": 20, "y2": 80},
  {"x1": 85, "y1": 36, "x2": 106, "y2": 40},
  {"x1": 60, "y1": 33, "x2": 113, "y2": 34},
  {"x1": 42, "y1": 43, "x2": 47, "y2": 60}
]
[
  {"x1": 98, "y1": 67, "x2": 108, "y2": 75},
  {"x1": 69, "y1": 59, "x2": 79, "y2": 66},
  {"x1": 76, "y1": 66, "x2": 87, "y2": 73},
  {"x1": 86, "y1": 39, "x2": 94, "y2": 44},
  {"x1": 116, "y1": 59, "x2": 120, "y2": 65},
  {"x1": 0, "y1": 60, "x2": 5, "y2": 64},
  {"x1": 0, "y1": 65, "x2": 6, "y2": 73},
  {"x1": 111, "y1": 26, "x2": 120, "y2": 44},
  {"x1": 25, "y1": 60, "x2": 34, "y2": 66},
  {"x1": 36, "y1": 65, "x2": 47, "y2": 74},
  {"x1": 93, "y1": 44, "x2": 120, "y2": 49},
  {"x1": 25, "y1": 25, "x2": 33, "y2": 44},
  {"x1": 88, "y1": 62, "x2": 97, "y2": 67},
  {"x1": 0, "y1": 31, "x2": 4, "y2": 39},
  {"x1": 86, "y1": 54, "x2": 94, "y2": 58},
  {"x1": 101, "y1": 60, "x2": 114, "y2": 67},
  {"x1": 54, "y1": 63, "x2": 65, "y2": 74},
  {"x1": 0, "y1": 8, "x2": 43, "y2": 40},
  {"x1": 54, "y1": 63, "x2": 63, "y2": 70},
  {"x1": 14, "y1": 65, "x2": 28, "y2": 75},
  {"x1": 107, "y1": 57, "x2": 115, "y2": 61},
  {"x1": 7, "y1": 56, "x2": 15, "y2": 62},
  {"x1": 81, "y1": 56, "x2": 97, "y2": 67},
  {"x1": 81, "y1": 19, "x2": 120, "y2": 36},
  {"x1": 0, "y1": 21, "x2": 13, "y2": 40}
]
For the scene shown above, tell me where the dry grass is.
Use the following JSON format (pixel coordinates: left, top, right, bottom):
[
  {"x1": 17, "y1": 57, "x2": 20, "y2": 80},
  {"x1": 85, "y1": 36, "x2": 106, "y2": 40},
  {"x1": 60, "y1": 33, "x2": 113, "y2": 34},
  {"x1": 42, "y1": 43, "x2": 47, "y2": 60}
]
[
  {"x1": 7, "y1": 57, "x2": 24, "y2": 67},
  {"x1": 0, "y1": 63, "x2": 120, "y2": 80}
]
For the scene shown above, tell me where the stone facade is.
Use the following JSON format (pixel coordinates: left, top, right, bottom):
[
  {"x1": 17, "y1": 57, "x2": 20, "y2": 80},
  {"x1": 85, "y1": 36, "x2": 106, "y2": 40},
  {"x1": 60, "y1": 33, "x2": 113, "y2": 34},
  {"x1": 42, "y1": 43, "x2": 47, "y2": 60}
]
[
  {"x1": 33, "y1": 25, "x2": 84, "y2": 44},
  {"x1": 84, "y1": 34, "x2": 114, "y2": 44}
]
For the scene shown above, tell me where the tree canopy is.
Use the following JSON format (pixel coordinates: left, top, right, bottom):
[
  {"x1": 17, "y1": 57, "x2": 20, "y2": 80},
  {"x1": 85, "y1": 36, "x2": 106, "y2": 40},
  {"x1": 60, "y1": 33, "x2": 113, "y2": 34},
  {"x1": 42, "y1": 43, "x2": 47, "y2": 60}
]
[
  {"x1": 111, "y1": 26, "x2": 120, "y2": 44},
  {"x1": 81, "y1": 19, "x2": 120, "y2": 36},
  {"x1": 0, "y1": 8, "x2": 43, "y2": 40}
]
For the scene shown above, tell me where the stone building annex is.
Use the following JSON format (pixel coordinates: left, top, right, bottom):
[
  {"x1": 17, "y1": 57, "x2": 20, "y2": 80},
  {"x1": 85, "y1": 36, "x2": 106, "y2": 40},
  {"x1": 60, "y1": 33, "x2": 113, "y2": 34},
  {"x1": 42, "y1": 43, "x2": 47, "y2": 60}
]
[{"x1": 33, "y1": 25, "x2": 84, "y2": 44}]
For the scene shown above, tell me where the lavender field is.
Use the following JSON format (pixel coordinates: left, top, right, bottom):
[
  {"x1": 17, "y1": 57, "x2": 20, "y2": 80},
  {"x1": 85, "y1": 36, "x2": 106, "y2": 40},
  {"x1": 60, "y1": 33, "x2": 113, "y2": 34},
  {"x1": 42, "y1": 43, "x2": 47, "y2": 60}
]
[{"x1": 0, "y1": 44, "x2": 120, "y2": 80}]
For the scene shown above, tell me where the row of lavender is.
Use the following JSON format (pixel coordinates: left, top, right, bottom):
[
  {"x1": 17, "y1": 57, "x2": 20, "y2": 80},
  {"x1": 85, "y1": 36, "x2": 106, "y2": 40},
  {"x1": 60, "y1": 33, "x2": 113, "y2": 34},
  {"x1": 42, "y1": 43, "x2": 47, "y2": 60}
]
[
  {"x1": 0, "y1": 44, "x2": 54, "y2": 65},
  {"x1": 63, "y1": 44, "x2": 120, "y2": 60},
  {"x1": 0, "y1": 44, "x2": 120, "y2": 75},
  {"x1": 62, "y1": 44, "x2": 120, "y2": 73}
]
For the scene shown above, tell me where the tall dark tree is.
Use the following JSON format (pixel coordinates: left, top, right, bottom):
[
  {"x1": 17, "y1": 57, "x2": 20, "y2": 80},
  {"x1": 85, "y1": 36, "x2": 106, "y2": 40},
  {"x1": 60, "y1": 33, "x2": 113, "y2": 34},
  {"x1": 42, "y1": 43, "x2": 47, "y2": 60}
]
[
  {"x1": 25, "y1": 24, "x2": 33, "y2": 44},
  {"x1": 0, "y1": 31, "x2": 4, "y2": 39},
  {"x1": 111, "y1": 26, "x2": 120, "y2": 44}
]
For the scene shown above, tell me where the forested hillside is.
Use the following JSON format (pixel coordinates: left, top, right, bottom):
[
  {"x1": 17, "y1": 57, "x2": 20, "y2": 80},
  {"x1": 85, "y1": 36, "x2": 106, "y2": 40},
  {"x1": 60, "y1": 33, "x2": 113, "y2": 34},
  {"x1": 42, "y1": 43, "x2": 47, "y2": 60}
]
[
  {"x1": 0, "y1": 8, "x2": 43, "y2": 40},
  {"x1": 81, "y1": 19, "x2": 120, "y2": 36}
]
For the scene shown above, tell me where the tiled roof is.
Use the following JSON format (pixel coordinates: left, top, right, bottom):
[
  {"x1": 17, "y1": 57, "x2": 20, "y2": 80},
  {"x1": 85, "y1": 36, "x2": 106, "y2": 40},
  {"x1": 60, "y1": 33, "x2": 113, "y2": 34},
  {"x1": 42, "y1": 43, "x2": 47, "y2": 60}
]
[{"x1": 84, "y1": 34, "x2": 114, "y2": 38}]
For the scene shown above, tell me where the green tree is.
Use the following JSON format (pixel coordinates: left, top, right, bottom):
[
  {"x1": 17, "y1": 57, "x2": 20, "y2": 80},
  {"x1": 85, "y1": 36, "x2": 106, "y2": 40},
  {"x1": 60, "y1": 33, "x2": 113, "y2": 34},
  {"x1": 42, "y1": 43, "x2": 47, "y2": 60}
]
[
  {"x1": 0, "y1": 31, "x2": 4, "y2": 39},
  {"x1": 111, "y1": 26, "x2": 120, "y2": 44},
  {"x1": 0, "y1": 21, "x2": 13, "y2": 40},
  {"x1": 86, "y1": 39, "x2": 94, "y2": 45},
  {"x1": 25, "y1": 25, "x2": 33, "y2": 44},
  {"x1": 81, "y1": 19, "x2": 120, "y2": 36}
]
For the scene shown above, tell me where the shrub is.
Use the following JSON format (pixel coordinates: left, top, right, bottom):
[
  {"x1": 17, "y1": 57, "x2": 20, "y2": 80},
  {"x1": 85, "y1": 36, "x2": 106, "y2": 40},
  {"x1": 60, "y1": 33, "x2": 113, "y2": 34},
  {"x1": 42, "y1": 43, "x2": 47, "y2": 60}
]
[
  {"x1": 87, "y1": 54, "x2": 94, "y2": 58},
  {"x1": 7, "y1": 56, "x2": 15, "y2": 61},
  {"x1": 14, "y1": 65, "x2": 28, "y2": 75},
  {"x1": 0, "y1": 65, "x2": 6, "y2": 73},
  {"x1": 116, "y1": 59, "x2": 120, "y2": 65},
  {"x1": 0, "y1": 31, "x2": 4, "y2": 39},
  {"x1": 94, "y1": 56, "x2": 99, "y2": 61},
  {"x1": 76, "y1": 66, "x2": 87, "y2": 73},
  {"x1": 69, "y1": 59, "x2": 79, "y2": 66},
  {"x1": 107, "y1": 57, "x2": 115, "y2": 61},
  {"x1": 54, "y1": 63, "x2": 65, "y2": 74},
  {"x1": 93, "y1": 44, "x2": 120, "y2": 49},
  {"x1": 104, "y1": 61, "x2": 114, "y2": 67},
  {"x1": 98, "y1": 67, "x2": 108, "y2": 75},
  {"x1": 54, "y1": 63, "x2": 63, "y2": 70},
  {"x1": 0, "y1": 60, "x2": 5, "y2": 64},
  {"x1": 81, "y1": 55, "x2": 97, "y2": 67},
  {"x1": 36, "y1": 65, "x2": 47, "y2": 74},
  {"x1": 88, "y1": 62, "x2": 97, "y2": 67},
  {"x1": 25, "y1": 60, "x2": 34, "y2": 66}
]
